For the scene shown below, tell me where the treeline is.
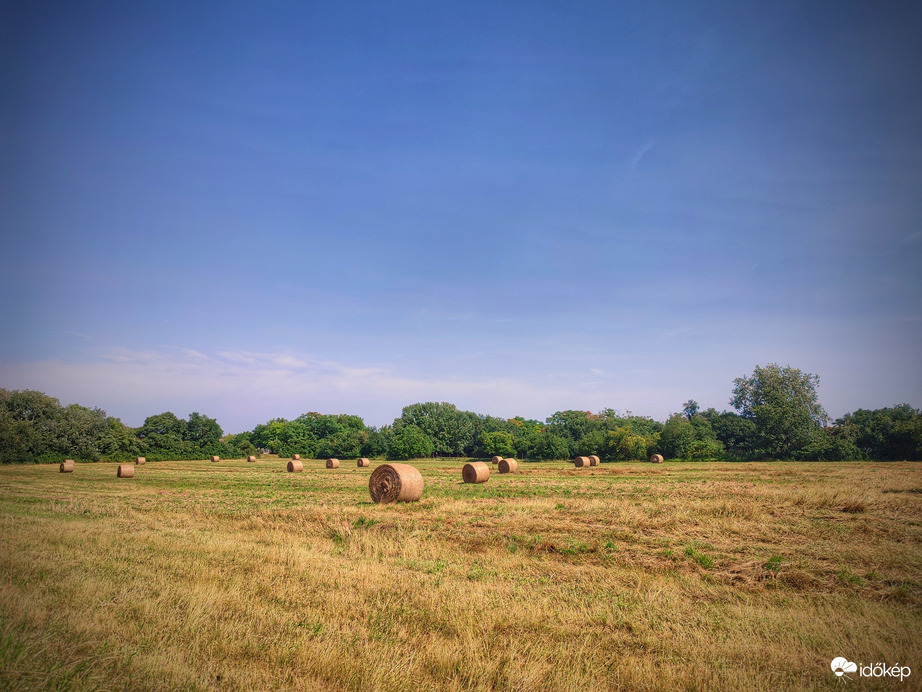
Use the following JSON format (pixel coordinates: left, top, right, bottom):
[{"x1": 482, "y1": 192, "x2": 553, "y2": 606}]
[
  {"x1": 2, "y1": 364, "x2": 921, "y2": 463},
  {"x1": 0, "y1": 389, "x2": 238, "y2": 463}
]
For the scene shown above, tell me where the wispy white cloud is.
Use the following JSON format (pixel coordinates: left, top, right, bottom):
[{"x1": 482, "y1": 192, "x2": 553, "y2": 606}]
[
  {"x1": 0, "y1": 347, "x2": 687, "y2": 431},
  {"x1": 630, "y1": 141, "x2": 655, "y2": 170}
]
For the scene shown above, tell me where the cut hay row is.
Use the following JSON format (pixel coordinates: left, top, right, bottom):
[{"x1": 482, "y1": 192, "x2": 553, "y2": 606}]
[
  {"x1": 65, "y1": 456, "x2": 634, "y2": 500},
  {"x1": 369, "y1": 463, "x2": 423, "y2": 503}
]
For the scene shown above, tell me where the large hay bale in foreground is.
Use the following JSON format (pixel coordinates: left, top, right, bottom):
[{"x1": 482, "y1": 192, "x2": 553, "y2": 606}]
[
  {"x1": 136, "y1": 457, "x2": 146, "y2": 465},
  {"x1": 211, "y1": 456, "x2": 220, "y2": 463},
  {"x1": 287, "y1": 459, "x2": 303, "y2": 472},
  {"x1": 326, "y1": 458, "x2": 340, "y2": 469},
  {"x1": 650, "y1": 454, "x2": 664, "y2": 464},
  {"x1": 573, "y1": 456, "x2": 590, "y2": 468},
  {"x1": 491, "y1": 455, "x2": 503, "y2": 465},
  {"x1": 247, "y1": 455, "x2": 257, "y2": 462},
  {"x1": 589, "y1": 455, "x2": 600, "y2": 466},
  {"x1": 117, "y1": 464, "x2": 134, "y2": 478},
  {"x1": 357, "y1": 458, "x2": 370, "y2": 467},
  {"x1": 291, "y1": 454, "x2": 301, "y2": 461},
  {"x1": 60, "y1": 460, "x2": 74, "y2": 473},
  {"x1": 369, "y1": 463, "x2": 423, "y2": 503},
  {"x1": 462, "y1": 462, "x2": 490, "y2": 484},
  {"x1": 498, "y1": 458, "x2": 518, "y2": 474}
]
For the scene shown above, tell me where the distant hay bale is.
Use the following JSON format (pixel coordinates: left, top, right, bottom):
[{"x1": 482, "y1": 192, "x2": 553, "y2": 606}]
[
  {"x1": 573, "y1": 456, "x2": 590, "y2": 468},
  {"x1": 247, "y1": 455, "x2": 257, "y2": 462},
  {"x1": 211, "y1": 456, "x2": 220, "y2": 463},
  {"x1": 136, "y1": 457, "x2": 146, "y2": 465},
  {"x1": 498, "y1": 458, "x2": 518, "y2": 474},
  {"x1": 462, "y1": 461, "x2": 490, "y2": 484},
  {"x1": 650, "y1": 454, "x2": 664, "y2": 464},
  {"x1": 287, "y1": 459, "x2": 303, "y2": 472},
  {"x1": 117, "y1": 464, "x2": 134, "y2": 478},
  {"x1": 357, "y1": 458, "x2": 370, "y2": 467},
  {"x1": 292, "y1": 454, "x2": 301, "y2": 461},
  {"x1": 589, "y1": 455, "x2": 600, "y2": 466},
  {"x1": 60, "y1": 460, "x2": 74, "y2": 473},
  {"x1": 326, "y1": 458, "x2": 340, "y2": 469},
  {"x1": 369, "y1": 463, "x2": 423, "y2": 503},
  {"x1": 491, "y1": 455, "x2": 503, "y2": 464}
]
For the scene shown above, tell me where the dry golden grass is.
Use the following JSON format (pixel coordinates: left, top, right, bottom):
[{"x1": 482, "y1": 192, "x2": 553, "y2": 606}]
[{"x1": 1, "y1": 459, "x2": 921, "y2": 691}]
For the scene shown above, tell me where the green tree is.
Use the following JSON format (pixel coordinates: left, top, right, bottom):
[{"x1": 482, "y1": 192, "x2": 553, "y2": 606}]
[
  {"x1": 604, "y1": 427, "x2": 649, "y2": 460},
  {"x1": 225, "y1": 432, "x2": 258, "y2": 458},
  {"x1": 545, "y1": 410, "x2": 596, "y2": 455},
  {"x1": 480, "y1": 431, "x2": 515, "y2": 458},
  {"x1": 834, "y1": 405, "x2": 922, "y2": 460},
  {"x1": 137, "y1": 412, "x2": 192, "y2": 458},
  {"x1": 731, "y1": 364, "x2": 827, "y2": 458},
  {"x1": 710, "y1": 412, "x2": 758, "y2": 459},
  {"x1": 185, "y1": 412, "x2": 222, "y2": 447},
  {"x1": 0, "y1": 389, "x2": 64, "y2": 461},
  {"x1": 794, "y1": 429, "x2": 862, "y2": 461},
  {"x1": 685, "y1": 439, "x2": 725, "y2": 460},
  {"x1": 397, "y1": 403, "x2": 475, "y2": 456},
  {"x1": 361, "y1": 427, "x2": 390, "y2": 458},
  {"x1": 388, "y1": 424, "x2": 434, "y2": 460},
  {"x1": 659, "y1": 414, "x2": 696, "y2": 459},
  {"x1": 58, "y1": 404, "x2": 108, "y2": 460},
  {"x1": 531, "y1": 431, "x2": 569, "y2": 460},
  {"x1": 98, "y1": 417, "x2": 141, "y2": 459}
]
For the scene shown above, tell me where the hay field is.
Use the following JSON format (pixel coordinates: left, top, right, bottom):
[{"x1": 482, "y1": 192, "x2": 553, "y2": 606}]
[{"x1": 1, "y1": 459, "x2": 920, "y2": 691}]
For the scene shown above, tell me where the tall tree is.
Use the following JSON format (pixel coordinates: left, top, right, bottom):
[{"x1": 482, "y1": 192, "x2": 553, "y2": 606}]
[
  {"x1": 398, "y1": 402, "x2": 474, "y2": 456},
  {"x1": 682, "y1": 400, "x2": 700, "y2": 420},
  {"x1": 731, "y1": 364, "x2": 827, "y2": 458},
  {"x1": 185, "y1": 412, "x2": 223, "y2": 447}
]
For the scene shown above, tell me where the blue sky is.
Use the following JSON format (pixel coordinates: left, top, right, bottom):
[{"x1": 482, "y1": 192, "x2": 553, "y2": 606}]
[{"x1": 1, "y1": 0, "x2": 920, "y2": 433}]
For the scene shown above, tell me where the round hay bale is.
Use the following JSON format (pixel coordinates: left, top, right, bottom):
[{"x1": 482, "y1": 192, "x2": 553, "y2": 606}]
[
  {"x1": 247, "y1": 455, "x2": 257, "y2": 462},
  {"x1": 491, "y1": 455, "x2": 503, "y2": 465},
  {"x1": 211, "y1": 456, "x2": 220, "y2": 463},
  {"x1": 573, "y1": 456, "x2": 590, "y2": 468},
  {"x1": 369, "y1": 463, "x2": 423, "y2": 503},
  {"x1": 291, "y1": 454, "x2": 301, "y2": 461},
  {"x1": 589, "y1": 455, "x2": 600, "y2": 466},
  {"x1": 650, "y1": 454, "x2": 664, "y2": 464},
  {"x1": 117, "y1": 464, "x2": 134, "y2": 478},
  {"x1": 287, "y1": 459, "x2": 303, "y2": 472},
  {"x1": 357, "y1": 458, "x2": 370, "y2": 467},
  {"x1": 326, "y1": 458, "x2": 340, "y2": 469},
  {"x1": 136, "y1": 456, "x2": 146, "y2": 465},
  {"x1": 498, "y1": 458, "x2": 518, "y2": 474},
  {"x1": 462, "y1": 461, "x2": 490, "y2": 484},
  {"x1": 60, "y1": 460, "x2": 75, "y2": 473}
]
